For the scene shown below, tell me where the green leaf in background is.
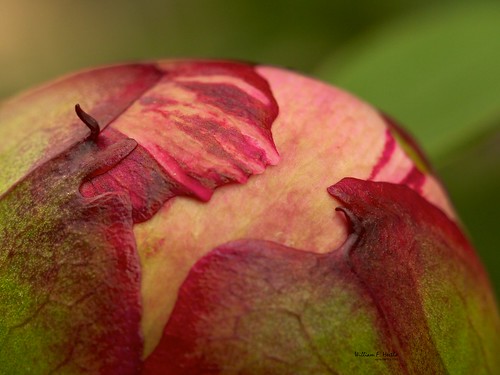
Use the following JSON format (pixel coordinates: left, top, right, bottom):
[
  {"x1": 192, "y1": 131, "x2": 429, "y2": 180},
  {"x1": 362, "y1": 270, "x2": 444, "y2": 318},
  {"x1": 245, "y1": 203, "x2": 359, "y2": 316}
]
[
  {"x1": 0, "y1": 0, "x2": 452, "y2": 100},
  {"x1": 315, "y1": 2, "x2": 500, "y2": 300},
  {"x1": 315, "y1": 2, "x2": 500, "y2": 166},
  {"x1": 438, "y1": 130, "x2": 500, "y2": 301}
]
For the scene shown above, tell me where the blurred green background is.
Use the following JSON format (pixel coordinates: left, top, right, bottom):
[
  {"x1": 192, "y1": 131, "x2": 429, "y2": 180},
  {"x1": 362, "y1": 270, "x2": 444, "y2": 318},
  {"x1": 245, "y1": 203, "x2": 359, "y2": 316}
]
[{"x1": 1, "y1": 0, "x2": 499, "y2": 299}]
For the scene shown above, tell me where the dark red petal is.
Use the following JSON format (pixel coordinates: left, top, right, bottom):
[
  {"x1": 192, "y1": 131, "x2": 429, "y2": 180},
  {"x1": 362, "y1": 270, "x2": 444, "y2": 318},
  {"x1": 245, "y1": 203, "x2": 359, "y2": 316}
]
[
  {"x1": 79, "y1": 129, "x2": 182, "y2": 224},
  {"x1": 0, "y1": 142, "x2": 143, "y2": 373},
  {"x1": 143, "y1": 178, "x2": 499, "y2": 374},
  {"x1": 80, "y1": 61, "x2": 280, "y2": 219}
]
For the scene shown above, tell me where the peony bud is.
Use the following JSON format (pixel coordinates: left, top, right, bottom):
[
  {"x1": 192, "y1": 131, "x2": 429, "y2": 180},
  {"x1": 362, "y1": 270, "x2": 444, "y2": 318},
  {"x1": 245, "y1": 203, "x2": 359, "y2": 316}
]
[{"x1": 0, "y1": 60, "x2": 498, "y2": 374}]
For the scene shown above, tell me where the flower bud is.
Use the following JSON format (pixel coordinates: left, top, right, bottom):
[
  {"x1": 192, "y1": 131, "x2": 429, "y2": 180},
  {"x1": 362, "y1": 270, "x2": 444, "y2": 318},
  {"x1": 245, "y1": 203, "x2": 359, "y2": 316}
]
[{"x1": 0, "y1": 60, "x2": 498, "y2": 374}]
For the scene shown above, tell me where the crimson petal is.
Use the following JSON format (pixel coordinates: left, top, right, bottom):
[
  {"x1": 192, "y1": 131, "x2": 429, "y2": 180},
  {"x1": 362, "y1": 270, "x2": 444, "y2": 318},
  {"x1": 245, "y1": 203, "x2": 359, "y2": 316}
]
[{"x1": 143, "y1": 178, "x2": 499, "y2": 374}]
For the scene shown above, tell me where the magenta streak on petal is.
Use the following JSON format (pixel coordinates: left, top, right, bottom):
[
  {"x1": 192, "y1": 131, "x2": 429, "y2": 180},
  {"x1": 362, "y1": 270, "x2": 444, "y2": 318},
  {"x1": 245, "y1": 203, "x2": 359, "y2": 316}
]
[
  {"x1": 380, "y1": 113, "x2": 433, "y2": 172},
  {"x1": 400, "y1": 166, "x2": 426, "y2": 193},
  {"x1": 172, "y1": 115, "x2": 271, "y2": 178},
  {"x1": 147, "y1": 140, "x2": 214, "y2": 201},
  {"x1": 369, "y1": 129, "x2": 396, "y2": 180},
  {"x1": 178, "y1": 82, "x2": 277, "y2": 134}
]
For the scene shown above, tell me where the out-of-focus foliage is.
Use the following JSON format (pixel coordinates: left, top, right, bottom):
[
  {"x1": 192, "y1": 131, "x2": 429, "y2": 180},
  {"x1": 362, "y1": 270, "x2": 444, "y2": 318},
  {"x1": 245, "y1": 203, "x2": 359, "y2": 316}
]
[
  {"x1": 438, "y1": 131, "x2": 500, "y2": 300},
  {"x1": 0, "y1": 0, "x2": 498, "y2": 298},
  {"x1": 0, "y1": 0, "x2": 462, "y2": 99}
]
